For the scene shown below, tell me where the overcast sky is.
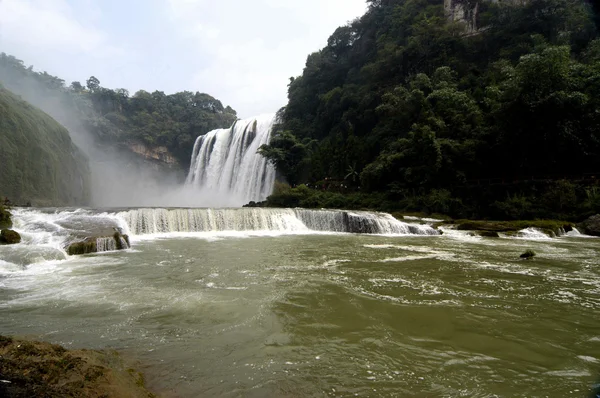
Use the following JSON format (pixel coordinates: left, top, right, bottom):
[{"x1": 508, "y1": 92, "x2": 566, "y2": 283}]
[{"x1": 0, "y1": 0, "x2": 367, "y2": 118}]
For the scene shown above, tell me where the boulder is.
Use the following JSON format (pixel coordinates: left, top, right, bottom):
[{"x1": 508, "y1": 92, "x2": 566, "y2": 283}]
[
  {"x1": 66, "y1": 232, "x2": 130, "y2": 256},
  {"x1": 478, "y1": 231, "x2": 500, "y2": 238},
  {"x1": 0, "y1": 206, "x2": 12, "y2": 229},
  {"x1": 578, "y1": 214, "x2": 600, "y2": 237},
  {"x1": 66, "y1": 238, "x2": 97, "y2": 255},
  {"x1": 0, "y1": 229, "x2": 21, "y2": 244},
  {"x1": 520, "y1": 250, "x2": 536, "y2": 260}
]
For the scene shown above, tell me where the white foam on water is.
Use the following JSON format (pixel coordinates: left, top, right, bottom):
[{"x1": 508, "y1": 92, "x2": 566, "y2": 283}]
[
  {"x1": 438, "y1": 228, "x2": 483, "y2": 242},
  {"x1": 363, "y1": 244, "x2": 398, "y2": 249},
  {"x1": 563, "y1": 228, "x2": 598, "y2": 239},
  {"x1": 376, "y1": 254, "x2": 438, "y2": 263},
  {"x1": 515, "y1": 228, "x2": 553, "y2": 241},
  {"x1": 403, "y1": 216, "x2": 444, "y2": 223},
  {"x1": 577, "y1": 356, "x2": 599, "y2": 363}
]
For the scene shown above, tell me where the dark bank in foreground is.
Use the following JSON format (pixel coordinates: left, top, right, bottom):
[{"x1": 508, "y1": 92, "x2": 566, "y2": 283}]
[{"x1": 0, "y1": 336, "x2": 154, "y2": 398}]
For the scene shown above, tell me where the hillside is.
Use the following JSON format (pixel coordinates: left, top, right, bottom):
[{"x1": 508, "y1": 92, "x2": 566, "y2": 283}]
[
  {"x1": 0, "y1": 54, "x2": 238, "y2": 170},
  {"x1": 0, "y1": 85, "x2": 90, "y2": 206},
  {"x1": 260, "y1": 0, "x2": 600, "y2": 220}
]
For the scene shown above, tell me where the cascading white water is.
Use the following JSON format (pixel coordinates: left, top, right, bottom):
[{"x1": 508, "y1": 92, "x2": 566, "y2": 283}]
[
  {"x1": 516, "y1": 227, "x2": 553, "y2": 240},
  {"x1": 186, "y1": 114, "x2": 277, "y2": 206},
  {"x1": 117, "y1": 208, "x2": 440, "y2": 236},
  {"x1": 96, "y1": 237, "x2": 117, "y2": 252}
]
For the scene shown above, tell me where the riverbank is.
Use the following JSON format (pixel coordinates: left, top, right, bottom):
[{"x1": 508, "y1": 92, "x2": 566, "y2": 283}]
[
  {"x1": 257, "y1": 183, "x2": 600, "y2": 223},
  {"x1": 0, "y1": 336, "x2": 155, "y2": 398}
]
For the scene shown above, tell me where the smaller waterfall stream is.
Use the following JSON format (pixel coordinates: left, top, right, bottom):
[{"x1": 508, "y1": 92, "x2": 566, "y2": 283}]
[
  {"x1": 186, "y1": 114, "x2": 276, "y2": 206},
  {"x1": 117, "y1": 208, "x2": 440, "y2": 236}
]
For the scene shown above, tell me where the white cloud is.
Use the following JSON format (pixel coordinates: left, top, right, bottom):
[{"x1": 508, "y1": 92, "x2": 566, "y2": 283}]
[
  {"x1": 0, "y1": 0, "x2": 367, "y2": 118},
  {"x1": 167, "y1": 0, "x2": 367, "y2": 117},
  {"x1": 0, "y1": 0, "x2": 121, "y2": 58}
]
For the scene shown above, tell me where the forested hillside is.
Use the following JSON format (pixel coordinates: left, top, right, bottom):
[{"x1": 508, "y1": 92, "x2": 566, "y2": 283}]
[
  {"x1": 0, "y1": 85, "x2": 90, "y2": 206},
  {"x1": 260, "y1": 0, "x2": 600, "y2": 219},
  {"x1": 0, "y1": 54, "x2": 237, "y2": 169}
]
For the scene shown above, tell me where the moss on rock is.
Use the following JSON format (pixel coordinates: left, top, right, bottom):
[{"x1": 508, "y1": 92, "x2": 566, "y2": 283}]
[
  {"x1": 0, "y1": 229, "x2": 21, "y2": 244},
  {"x1": 452, "y1": 219, "x2": 572, "y2": 235},
  {"x1": 0, "y1": 205, "x2": 12, "y2": 229},
  {"x1": 66, "y1": 233, "x2": 130, "y2": 256},
  {"x1": 477, "y1": 231, "x2": 500, "y2": 238},
  {"x1": 0, "y1": 335, "x2": 155, "y2": 398},
  {"x1": 66, "y1": 238, "x2": 98, "y2": 256}
]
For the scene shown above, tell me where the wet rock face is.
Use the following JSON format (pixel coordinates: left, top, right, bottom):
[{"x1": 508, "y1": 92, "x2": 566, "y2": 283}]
[
  {"x1": 0, "y1": 206, "x2": 12, "y2": 229},
  {"x1": 579, "y1": 214, "x2": 600, "y2": 237},
  {"x1": 0, "y1": 229, "x2": 21, "y2": 245},
  {"x1": 66, "y1": 232, "x2": 130, "y2": 256}
]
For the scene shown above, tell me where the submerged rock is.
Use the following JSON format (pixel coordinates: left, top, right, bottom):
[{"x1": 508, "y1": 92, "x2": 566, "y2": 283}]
[
  {"x1": 578, "y1": 214, "x2": 600, "y2": 237},
  {"x1": 0, "y1": 229, "x2": 21, "y2": 245},
  {"x1": 66, "y1": 232, "x2": 130, "y2": 256},
  {"x1": 520, "y1": 250, "x2": 536, "y2": 260},
  {"x1": 478, "y1": 231, "x2": 499, "y2": 238}
]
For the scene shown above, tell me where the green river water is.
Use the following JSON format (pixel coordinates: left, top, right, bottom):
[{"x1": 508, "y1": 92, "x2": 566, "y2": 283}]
[{"x1": 1, "y1": 213, "x2": 599, "y2": 397}]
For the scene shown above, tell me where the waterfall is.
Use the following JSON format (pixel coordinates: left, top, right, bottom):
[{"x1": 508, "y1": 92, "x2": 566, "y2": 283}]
[
  {"x1": 96, "y1": 237, "x2": 117, "y2": 252},
  {"x1": 186, "y1": 114, "x2": 277, "y2": 206},
  {"x1": 117, "y1": 208, "x2": 440, "y2": 236}
]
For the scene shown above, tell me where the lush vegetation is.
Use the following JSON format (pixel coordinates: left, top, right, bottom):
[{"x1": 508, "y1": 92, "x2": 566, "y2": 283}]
[
  {"x1": 260, "y1": 0, "x2": 600, "y2": 220},
  {"x1": 0, "y1": 54, "x2": 237, "y2": 169},
  {"x1": 0, "y1": 85, "x2": 90, "y2": 206}
]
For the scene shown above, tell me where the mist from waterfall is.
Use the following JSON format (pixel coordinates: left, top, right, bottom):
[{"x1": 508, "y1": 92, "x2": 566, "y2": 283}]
[{"x1": 186, "y1": 114, "x2": 276, "y2": 207}]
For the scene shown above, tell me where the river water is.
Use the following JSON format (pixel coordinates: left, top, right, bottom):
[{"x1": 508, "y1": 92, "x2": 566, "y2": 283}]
[{"x1": 1, "y1": 208, "x2": 599, "y2": 397}]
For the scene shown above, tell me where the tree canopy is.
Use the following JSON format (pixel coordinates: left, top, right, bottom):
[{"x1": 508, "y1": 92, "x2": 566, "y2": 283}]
[
  {"x1": 260, "y1": 0, "x2": 600, "y2": 219},
  {"x1": 0, "y1": 54, "x2": 237, "y2": 168}
]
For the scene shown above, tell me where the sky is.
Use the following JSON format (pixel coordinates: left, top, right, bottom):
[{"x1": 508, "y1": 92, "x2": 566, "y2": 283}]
[{"x1": 0, "y1": 0, "x2": 367, "y2": 118}]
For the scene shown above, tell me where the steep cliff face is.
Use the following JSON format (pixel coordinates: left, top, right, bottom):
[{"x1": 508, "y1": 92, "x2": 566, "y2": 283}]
[
  {"x1": 444, "y1": 0, "x2": 529, "y2": 33},
  {"x1": 0, "y1": 86, "x2": 90, "y2": 206},
  {"x1": 127, "y1": 143, "x2": 179, "y2": 167},
  {"x1": 127, "y1": 142, "x2": 179, "y2": 168},
  {"x1": 445, "y1": 0, "x2": 481, "y2": 33}
]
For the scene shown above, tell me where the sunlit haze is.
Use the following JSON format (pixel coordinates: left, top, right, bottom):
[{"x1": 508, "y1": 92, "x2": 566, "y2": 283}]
[{"x1": 0, "y1": 0, "x2": 367, "y2": 118}]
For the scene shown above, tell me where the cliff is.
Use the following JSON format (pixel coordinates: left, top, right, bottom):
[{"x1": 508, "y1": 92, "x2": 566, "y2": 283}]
[
  {"x1": 444, "y1": 0, "x2": 529, "y2": 33},
  {"x1": 0, "y1": 86, "x2": 90, "y2": 206},
  {"x1": 127, "y1": 142, "x2": 179, "y2": 167}
]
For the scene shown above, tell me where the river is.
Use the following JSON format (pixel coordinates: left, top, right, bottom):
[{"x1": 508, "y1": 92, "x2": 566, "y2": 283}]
[{"x1": 1, "y1": 208, "x2": 599, "y2": 397}]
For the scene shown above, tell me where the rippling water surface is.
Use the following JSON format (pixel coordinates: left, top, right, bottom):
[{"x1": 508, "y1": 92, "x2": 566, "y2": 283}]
[{"x1": 1, "y1": 215, "x2": 600, "y2": 397}]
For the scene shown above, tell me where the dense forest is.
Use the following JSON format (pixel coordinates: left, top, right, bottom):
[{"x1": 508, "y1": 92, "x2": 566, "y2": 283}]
[
  {"x1": 0, "y1": 54, "x2": 237, "y2": 169},
  {"x1": 260, "y1": 0, "x2": 600, "y2": 220},
  {"x1": 0, "y1": 85, "x2": 90, "y2": 206}
]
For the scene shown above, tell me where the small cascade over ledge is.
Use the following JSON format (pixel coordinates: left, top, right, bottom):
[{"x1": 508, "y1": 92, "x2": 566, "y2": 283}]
[
  {"x1": 117, "y1": 208, "x2": 440, "y2": 236},
  {"x1": 186, "y1": 114, "x2": 276, "y2": 206}
]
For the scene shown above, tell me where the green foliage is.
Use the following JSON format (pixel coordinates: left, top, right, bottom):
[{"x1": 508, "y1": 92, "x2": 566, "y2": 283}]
[
  {"x1": 491, "y1": 194, "x2": 534, "y2": 220},
  {"x1": 0, "y1": 85, "x2": 90, "y2": 206},
  {"x1": 258, "y1": 129, "x2": 311, "y2": 185},
  {"x1": 0, "y1": 53, "x2": 237, "y2": 169},
  {"x1": 584, "y1": 186, "x2": 600, "y2": 211},
  {"x1": 267, "y1": 0, "x2": 600, "y2": 220}
]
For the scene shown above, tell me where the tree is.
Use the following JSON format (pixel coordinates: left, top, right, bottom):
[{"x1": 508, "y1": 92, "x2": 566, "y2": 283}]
[
  {"x1": 86, "y1": 76, "x2": 100, "y2": 92},
  {"x1": 70, "y1": 81, "x2": 84, "y2": 92}
]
